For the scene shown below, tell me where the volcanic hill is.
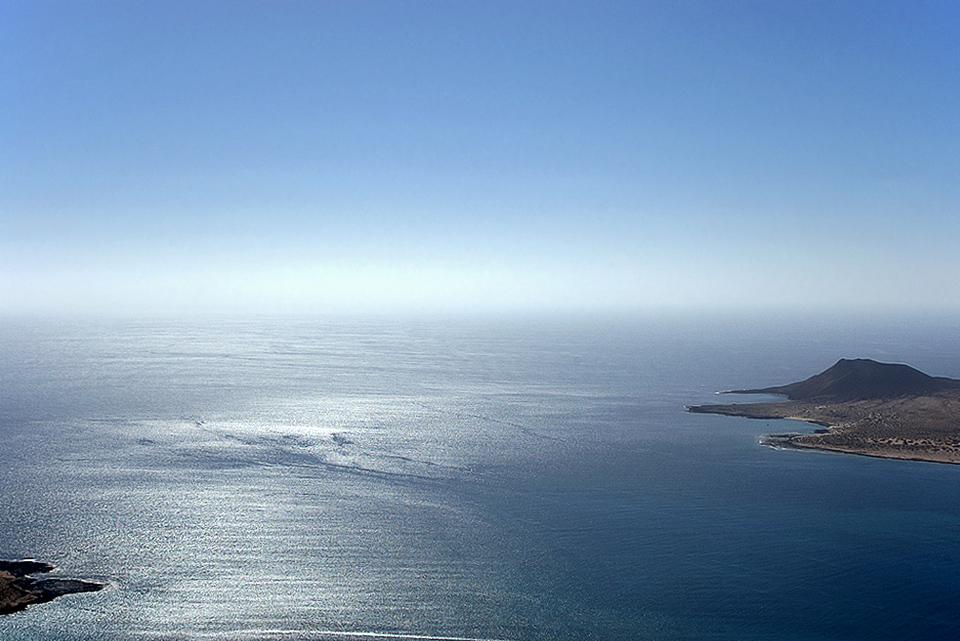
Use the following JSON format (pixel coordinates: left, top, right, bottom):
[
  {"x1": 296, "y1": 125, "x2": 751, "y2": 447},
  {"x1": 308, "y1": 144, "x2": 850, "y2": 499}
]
[{"x1": 688, "y1": 359, "x2": 960, "y2": 464}]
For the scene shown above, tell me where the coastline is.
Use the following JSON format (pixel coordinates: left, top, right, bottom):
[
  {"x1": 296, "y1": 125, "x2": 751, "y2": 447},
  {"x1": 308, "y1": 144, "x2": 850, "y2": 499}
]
[
  {"x1": 0, "y1": 561, "x2": 104, "y2": 615},
  {"x1": 0, "y1": 571, "x2": 38, "y2": 616},
  {"x1": 688, "y1": 392, "x2": 960, "y2": 465}
]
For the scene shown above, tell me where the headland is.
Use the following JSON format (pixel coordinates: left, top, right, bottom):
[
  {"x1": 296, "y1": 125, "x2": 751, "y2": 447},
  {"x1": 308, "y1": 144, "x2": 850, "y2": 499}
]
[
  {"x1": 0, "y1": 560, "x2": 104, "y2": 615},
  {"x1": 688, "y1": 359, "x2": 960, "y2": 464}
]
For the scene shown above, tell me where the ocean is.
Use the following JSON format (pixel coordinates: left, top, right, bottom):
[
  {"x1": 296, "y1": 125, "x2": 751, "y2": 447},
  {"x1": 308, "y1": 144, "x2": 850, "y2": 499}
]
[{"x1": 1, "y1": 313, "x2": 959, "y2": 640}]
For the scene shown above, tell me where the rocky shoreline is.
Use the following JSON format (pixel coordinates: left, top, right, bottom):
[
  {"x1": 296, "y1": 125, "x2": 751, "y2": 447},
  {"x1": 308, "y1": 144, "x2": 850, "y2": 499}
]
[{"x1": 0, "y1": 560, "x2": 104, "y2": 615}]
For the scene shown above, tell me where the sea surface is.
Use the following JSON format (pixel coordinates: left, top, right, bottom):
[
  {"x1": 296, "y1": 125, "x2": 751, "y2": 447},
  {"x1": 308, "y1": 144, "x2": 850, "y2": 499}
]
[{"x1": 1, "y1": 313, "x2": 959, "y2": 640}]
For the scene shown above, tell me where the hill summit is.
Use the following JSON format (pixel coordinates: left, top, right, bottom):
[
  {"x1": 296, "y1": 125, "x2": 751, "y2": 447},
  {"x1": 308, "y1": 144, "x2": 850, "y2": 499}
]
[{"x1": 730, "y1": 358, "x2": 960, "y2": 401}]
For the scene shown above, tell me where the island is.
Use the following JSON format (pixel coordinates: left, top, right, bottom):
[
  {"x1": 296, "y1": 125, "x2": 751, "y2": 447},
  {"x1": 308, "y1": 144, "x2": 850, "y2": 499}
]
[
  {"x1": 0, "y1": 560, "x2": 104, "y2": 615},
  {"x1": 688, "y1": 358, "x2": 960, "y2": 464}
]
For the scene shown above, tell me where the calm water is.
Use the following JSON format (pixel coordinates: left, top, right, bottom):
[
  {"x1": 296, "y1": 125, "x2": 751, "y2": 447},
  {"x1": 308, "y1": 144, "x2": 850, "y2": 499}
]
[{"x1": 1, "y1": 314, "x2": 959, "y2": 640}]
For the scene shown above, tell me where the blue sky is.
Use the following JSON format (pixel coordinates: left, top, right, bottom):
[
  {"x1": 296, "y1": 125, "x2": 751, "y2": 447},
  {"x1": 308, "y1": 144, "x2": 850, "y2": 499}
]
[{"x1": 2, "y1": 1, "x2": 958, "y2": 314}]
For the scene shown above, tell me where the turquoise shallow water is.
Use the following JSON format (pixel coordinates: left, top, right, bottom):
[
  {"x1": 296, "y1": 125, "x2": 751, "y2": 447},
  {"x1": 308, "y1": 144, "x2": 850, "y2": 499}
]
[{"x1": 1, "y1": 314, "x2": 959, "y2": 640}]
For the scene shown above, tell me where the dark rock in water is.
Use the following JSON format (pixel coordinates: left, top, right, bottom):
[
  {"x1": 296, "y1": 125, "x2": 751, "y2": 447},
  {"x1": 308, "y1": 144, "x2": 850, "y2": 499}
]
[
  {"x1": 24, "y1": 577, "x2": 104, "y2": 599},
  {"x1": 0, "y1": 560, "x2": 55, "y2": 576},
  {"x1": 729, "y1": 358, "x2": 960, "y2": 401},
  {"x1": 0, "y1": 559, "x2": 104, "y2": 615},
  {"x1": 759, "y1": 434, "x2": 805, "y2": 450}
]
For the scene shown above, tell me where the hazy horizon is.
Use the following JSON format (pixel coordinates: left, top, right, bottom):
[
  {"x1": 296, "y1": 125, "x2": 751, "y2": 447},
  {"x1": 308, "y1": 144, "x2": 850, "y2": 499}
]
[{"x1": 4, "y1": 1, "x2": 959, "y2": 316}]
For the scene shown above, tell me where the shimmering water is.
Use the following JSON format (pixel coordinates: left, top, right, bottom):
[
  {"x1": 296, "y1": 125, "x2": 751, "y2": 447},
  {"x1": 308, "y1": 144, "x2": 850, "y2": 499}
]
[{"x1": 1, "y1": 314, "x2": 960, "y2": 640}]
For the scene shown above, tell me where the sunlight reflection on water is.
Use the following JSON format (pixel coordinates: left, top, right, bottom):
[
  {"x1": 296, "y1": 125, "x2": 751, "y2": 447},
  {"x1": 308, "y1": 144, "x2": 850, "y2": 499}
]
[{"x1": 2, "y1": 315, "x2": 960, "y2": 640}]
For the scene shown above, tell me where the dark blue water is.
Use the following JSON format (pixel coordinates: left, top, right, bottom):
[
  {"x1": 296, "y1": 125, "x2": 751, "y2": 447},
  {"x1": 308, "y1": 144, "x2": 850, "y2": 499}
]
[{"x1": 1, "y1": 314, "x2": 959, "y2": 640}]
